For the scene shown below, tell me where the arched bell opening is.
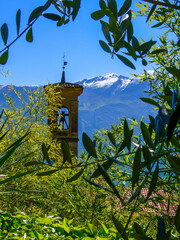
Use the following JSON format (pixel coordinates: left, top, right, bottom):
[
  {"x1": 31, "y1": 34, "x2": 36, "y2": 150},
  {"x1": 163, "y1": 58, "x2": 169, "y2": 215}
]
[{"x1": 57, "y1": 107, "x2": 69, "y2": 130}]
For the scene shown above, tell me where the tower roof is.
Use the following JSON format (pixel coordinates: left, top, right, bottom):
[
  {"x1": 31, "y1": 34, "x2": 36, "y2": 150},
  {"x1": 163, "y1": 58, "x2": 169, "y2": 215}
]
[
  {"x1": 61, "y1": 70, "x2": 65, "y2": 84},
  {"x1": 59, "y1": 82, "x2": 83, "y2": 88}
]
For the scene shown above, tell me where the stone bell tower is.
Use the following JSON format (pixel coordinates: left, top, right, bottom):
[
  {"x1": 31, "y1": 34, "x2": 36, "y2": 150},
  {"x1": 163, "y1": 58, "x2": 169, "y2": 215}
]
[{"x1": 45, "y1": 60, "x2": 83, "y2": 156}]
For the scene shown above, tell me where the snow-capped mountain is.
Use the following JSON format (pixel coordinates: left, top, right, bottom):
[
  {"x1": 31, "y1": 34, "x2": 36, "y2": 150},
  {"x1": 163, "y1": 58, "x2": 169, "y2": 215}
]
[
  {"x1": 76, "y1": 73, "x2": 137, "y2": 90},
  {"x1": 76, "y1": 73, "x2": 152, "y2": 151},
  {"x1": 0, "y1": 73, "x2": 153, "y2": 152}
]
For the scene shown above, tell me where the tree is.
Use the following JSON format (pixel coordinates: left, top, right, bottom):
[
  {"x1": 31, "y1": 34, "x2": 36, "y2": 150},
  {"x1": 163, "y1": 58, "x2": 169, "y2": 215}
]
[{"x1": 77, "y1": 1, "x2": 180, "y2": 238}]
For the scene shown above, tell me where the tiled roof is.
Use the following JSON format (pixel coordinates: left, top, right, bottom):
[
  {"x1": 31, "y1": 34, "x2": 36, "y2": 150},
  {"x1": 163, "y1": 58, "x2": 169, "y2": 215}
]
[
  {"x1": 114, "y1": 187, "x2": 178, "y2": 217},
  {"x1": 44, "y1": 82, "x2": 83, "y2": 89},
  {"x1": 59, "y1": 82, "x2": 83, "y2": 88}
]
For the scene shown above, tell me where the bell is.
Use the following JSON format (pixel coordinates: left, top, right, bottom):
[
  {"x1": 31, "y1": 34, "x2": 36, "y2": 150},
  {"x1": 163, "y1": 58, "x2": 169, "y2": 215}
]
[{"x1": 58, "y1": 110, "x2": 69, "y2": 130}]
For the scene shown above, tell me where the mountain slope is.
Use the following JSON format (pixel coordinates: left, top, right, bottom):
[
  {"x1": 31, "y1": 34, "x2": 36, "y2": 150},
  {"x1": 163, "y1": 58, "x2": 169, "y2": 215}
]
[
  {"x1": 77, "y1": 73, "x2": 152, "y2": 146},
  {"x1": 0, "y1": 73, "x2": 153, "y2": 152}
]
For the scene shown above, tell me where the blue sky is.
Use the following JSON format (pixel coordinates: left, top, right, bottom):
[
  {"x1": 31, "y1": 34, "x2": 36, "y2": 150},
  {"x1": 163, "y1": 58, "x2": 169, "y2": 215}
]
[{"x1": 0, "y1": 0, "x2": 163, "y2": 86}]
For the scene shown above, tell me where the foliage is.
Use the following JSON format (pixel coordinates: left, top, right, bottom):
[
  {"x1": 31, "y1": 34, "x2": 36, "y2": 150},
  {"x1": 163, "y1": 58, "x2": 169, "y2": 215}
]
[
  {"x1": 0, "y1": 84, "x2": 65, "y2": 211},
  {"x1": 0, "y1": 210, "x2": 130, "y2": 240},
  {"x1": 57, "y1": 1, "x2": 180, "y2": 238},
  {"x1": 0, "y1": 109, "x2": 43, "y2": 203},
  {"x1": 2, "y1": 210, "x2": 178, "y2": 240},
  {"x1": 0, "y1": 85, "x2": 62, "y2": 165},
  {"x1": 0, "y1": 86, "x2": 113, "y2": 226}
]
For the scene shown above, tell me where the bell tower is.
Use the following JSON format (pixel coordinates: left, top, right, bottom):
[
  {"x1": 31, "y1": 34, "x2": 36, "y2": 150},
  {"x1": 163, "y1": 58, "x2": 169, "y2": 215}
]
[{"x1": 45, "y1": 60, "x2": 83, "y2": 156}]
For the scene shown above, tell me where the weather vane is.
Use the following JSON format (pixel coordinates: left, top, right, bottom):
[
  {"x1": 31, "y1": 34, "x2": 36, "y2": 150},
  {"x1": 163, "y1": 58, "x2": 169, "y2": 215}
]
[
  {"x1": 61, "y1": 54, "x2": 68, "y2": 84},
  {"x1": 62, "y1": 54, "x2": 68, "y2": 70}
]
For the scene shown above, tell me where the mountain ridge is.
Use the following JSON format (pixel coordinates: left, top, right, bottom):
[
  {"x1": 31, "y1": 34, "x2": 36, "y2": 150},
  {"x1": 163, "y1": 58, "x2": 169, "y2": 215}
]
[{"x1": 0, "y1": 72, "x2": 153, "y2": 151}]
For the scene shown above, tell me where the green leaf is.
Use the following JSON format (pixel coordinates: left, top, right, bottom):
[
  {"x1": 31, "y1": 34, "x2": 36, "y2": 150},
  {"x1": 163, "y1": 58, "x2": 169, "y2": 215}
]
[
  {"x1": 170, "y1": 136, "x2": 180, "y2": 148},
  {"x1": 42, "y1": 143, "x2": 50, "y2": 164},
  {"x1": 91, "y1": 10, "x2": 108, "y2": 20},
  {"x1": 146, "y1": 4, "x2": 156, "y2": 22},
  {"x1": 157, "y1": 217, "x2": 166, "y2": 240},
  {"x1": 118, "y1": 0, "x2": 132, "y2": 16},
  {"x1": 16, "y1": 9, "x2": 21, "y2": 35},
  {"x1": 128, "y1": 185, "x2": 141, "y2": 204},
  {"x1": 140, "y1": 97, "x2": 160, "y2": 107},
  {"x1": 132, "y1": 36, "x2": 139, "y2": 50},
  {"x1": 167, "y1": 155, "x2": 180, "y2": 172},
  {"x1": 26, "y1": 28, "x2": 33, "y2": 42},
  {"x1": 101, "y1": 223, "x2": 109, "y2": 234},
  {"x1": 117, "y1": 139, "x2": 126, "y2": 153},
  {"x1": 124, "y1": 42, "x2": 137, "y2": 60},
  {"x1": 150, "y1": 49, "x2": 167, "y2": 54},
  {"x1": 114, "y1": 37, "x2": 125, "y2": 52},
  {"x1": 0, "y1": 50, "x2": 8, "y2": 65},
  {"x1": 116, "y1": 54, "x2": 135, "y2": 69},
  {"x1": 146, "y1": 163, "x2": 159, "y2": 200},
  {"x1": 124, "y1": 119, "x2": 131, "y2": 150},
  {"x1": 28, "y1": 6, "x2": 44, "y2": 24},
  {"x1": 118, "y1": 17, "x2": 129, "y2": 37},
  {"x1": 166, "y1": 67, "x2": 180, "y2": 79},
  {"x1": 37, "y1": 169, "x2": 59, "y2": 176},
  {"x1": 0, "y1": 131, "x2": 8, "y2": 141},
  {"x1": 43, "y1": 13, "x2": 61, "y2": 21},
  {"x1": 0, "y1": 132, "x2": 29, "y2": 169},
  {"x1": 43, "y1": 0, "x2": 53, "y2": 11},
  {"x1": 57, "y1": 16, "x2": 65, "y2": 26},
  {"x1": 167, "y1": 105, "x2": 180, "y2": 141},
  {"x1": 108, "y1": 132, "x2": 116, "y2": 147},
  {"x1": 91, "y1": 160, "x2": 113, "y2": 178},
  {"x1": 148, "y1": 115, "x2": 155, "y2": 134},
  {"x1": 63, "y1": 0, "x2": 74, "y2": 8},
  {"x1": 72, "y1": 0, "x2": 81, "y2": 21},
  {"x1": 109, "y1": 13, "x2": 117, "y2": 32},
  {"x1": 175, "y1": 204, "x2": 180, "y2": 233},
  {"x1": 152, "y1": 21, "x2": 165, "y2": 28},
  {"x1": 82, "y1": 132, "x2": 97, "y2": 158},
  {"x1": 142, "y1": 59, "x2": 147, "y2": 66},
  {"x1": 106, "y1": 155, "x2": 132, "y2": 170},
  {"x1": 177, "y1": 39, "x2": 180, "y2": 47},
  {"x1": 0, "y1": 109, "x2": 4, "y2": 119},
  {"x1": 141, "y1": 121, "x2": 154, "y2": 149},
  {"x1": 64, "y1": 19, "x2": 69, "y2": 25},
  {"x1": 132, "y1": 147, "x2": 141, "y2": 189},
  {"x1": 99, "y1": 0, "x2": 107, "y2": 9},
  {"x1": 1, "y1": 23, "x2": 8, "y2": 45},
  {"x1": 112, "y1": 216, "x2": 128, "y2": 240},
  {"x1": 0, "y1": 116, "x2": 7, "y2": 134},
  {"x1": 137, "y1": 40, "x2": 156, "y2": 55},
  {"x1": 61, "y1": 140, "x2": 72, "y2": 164},
  {"x1": 99, "y1": 40, "x2": 111, "y2": 53},
  {"x1": 109, "y1": 0, "x2": 118, "y2": 19},
  {"x1": 101, "y1": 21, "x2": 111, "y2": 43},
  {"x1": 87, "y1": 223, "x2": 96, "y2": 235},
  {"x1": 142, "y1": 146, "x2": 152, "y2": 171},
  {"x1": 98, "y1": 164, "x2": 124, "y2": 203},
  {"x1": 127, "y1": 21, "x2": 133, "y2": 42},
  {"x1": 67, "y1": 169, "x2": 84, "y2": 182}
]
